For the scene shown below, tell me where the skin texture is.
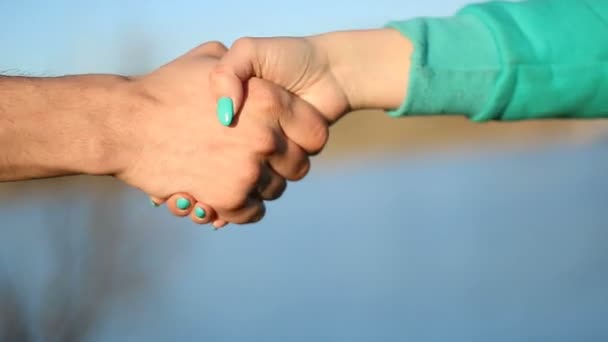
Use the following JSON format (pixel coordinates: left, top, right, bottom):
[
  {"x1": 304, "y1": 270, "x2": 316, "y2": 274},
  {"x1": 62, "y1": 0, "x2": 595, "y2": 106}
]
[
  {"x1": 167, "y1": 29, "x2": 414, "y2": 227},
  {"x1": 183, "y1": 29, "x2": 414, "y2": 227},
  {"x1": 0, "y1": 42, "x2": 329, "y2": 226},
  {"x1": 0, "y1": 29, "x2": 412, "y2": 228},
  {"x1": 132, "y1": 43, "x2": 329, "y2": 226},
  {"x1": 210, "y1": 29, "x2": 413, "y2": 123}
]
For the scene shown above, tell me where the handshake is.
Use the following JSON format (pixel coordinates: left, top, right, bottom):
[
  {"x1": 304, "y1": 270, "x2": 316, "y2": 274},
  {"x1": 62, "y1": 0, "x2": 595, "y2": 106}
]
[
  {"x1": 3, "y1": 1, "x2": 599, "y2": 228},
  {"x1": 117, "y1": 30, "x2": 412, "y2": 228}
]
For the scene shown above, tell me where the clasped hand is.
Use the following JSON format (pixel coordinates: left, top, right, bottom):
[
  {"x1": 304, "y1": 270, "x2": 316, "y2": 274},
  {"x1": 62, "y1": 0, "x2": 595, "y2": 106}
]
[
  {"x1": 118, "y1": 41, "x2": 336, "y2": 228},
  {"x1": 118, "y1": 29, "x2": 409, "y2": 228}
]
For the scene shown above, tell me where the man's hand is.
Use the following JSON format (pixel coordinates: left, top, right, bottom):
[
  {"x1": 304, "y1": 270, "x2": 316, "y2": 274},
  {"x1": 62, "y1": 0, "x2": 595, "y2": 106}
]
[
  {"x1": 116, "y1": 42, "x2": 329, "y2": 225},
  {"x1": 0, "y1": 42, "x2": 329, "y2": 226}
]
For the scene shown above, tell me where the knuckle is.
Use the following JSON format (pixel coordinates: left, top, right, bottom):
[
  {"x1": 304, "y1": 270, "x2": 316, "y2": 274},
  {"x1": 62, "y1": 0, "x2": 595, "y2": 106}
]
[
  {"x1": 270, "y1": 179, "x2": 287, "y2": 200},
  {"x1": 235, "y1": 204, "x2": 265, "y2": 224},
  {"x1": 252, "y1": 130, "x2": 277, "y2": 155},
  {"x1": 308, "y1": 119, "x2": 330, "y2": 154},
  {"x1": 261, "y1": 94, "x2": 282, "y2": 115},
  {"x1": 205, "y1": 40, "x2": 227, "y2": 50},
  {"x1": 292, "y1": 157, "x2": 311, "y2": 181},
  {"x1": 210, "y1": 63, "x2": 231, "y2": 79},
  {"x1": 271, "y1": 88, "x2": 290, "y2": 111},
  {"x1": 250, "y1": 205, "x2": 266, "y2": 223},
  {"x1": 248, "y1": 81, "x2": 285, "y2": 115},
  {"x1": 238, "y1": 162, "x2": 262, "y2": 187},
  {"x1": 232, "y1": 213, "x2": 252, "y2": 225},
  {"x1": 217, "y1": 193, "x2": 248, "y2": 212},
  {"x1": 200, "y1": 41, "x2": 228, "y2": 54},
  {"x1": 231, "y1": 37, "x2": 257, "y2": 53}
]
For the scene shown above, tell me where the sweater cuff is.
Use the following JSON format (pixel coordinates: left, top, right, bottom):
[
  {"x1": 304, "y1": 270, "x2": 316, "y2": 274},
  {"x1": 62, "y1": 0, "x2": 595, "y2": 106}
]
[{"x1": 384, "y1": 14, "x2": 502, "y2": 121}]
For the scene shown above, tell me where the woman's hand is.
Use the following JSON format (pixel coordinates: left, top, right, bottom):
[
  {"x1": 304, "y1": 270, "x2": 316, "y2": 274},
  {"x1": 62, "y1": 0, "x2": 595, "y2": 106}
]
[{"x1": 210, "y1": 29, "x2": 413, "y2": 124}]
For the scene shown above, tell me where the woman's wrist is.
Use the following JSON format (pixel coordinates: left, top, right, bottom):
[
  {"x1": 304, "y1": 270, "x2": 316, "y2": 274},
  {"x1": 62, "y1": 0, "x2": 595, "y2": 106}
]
[{"x1": 310, "y1": 28, "x2": 413, "y2": 112}]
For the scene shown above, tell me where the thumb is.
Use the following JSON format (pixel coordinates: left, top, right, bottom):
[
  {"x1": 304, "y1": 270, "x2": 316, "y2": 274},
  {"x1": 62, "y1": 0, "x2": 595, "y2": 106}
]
[{"x1": 210, "y1": 38, "x2": 262, "y2": 126}]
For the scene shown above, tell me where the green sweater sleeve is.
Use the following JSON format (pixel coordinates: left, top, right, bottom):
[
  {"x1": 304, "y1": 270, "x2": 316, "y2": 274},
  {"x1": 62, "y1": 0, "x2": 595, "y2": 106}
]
[{"x1": 386, "y1": 0, "x2": 608, "y2": 121}]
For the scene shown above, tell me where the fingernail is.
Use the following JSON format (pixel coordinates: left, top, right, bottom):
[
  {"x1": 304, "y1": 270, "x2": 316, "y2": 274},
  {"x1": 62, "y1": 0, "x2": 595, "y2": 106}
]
[
  {"x1": 176, "y1": 197, "x2": 191, "y2": 210},
  {"x1": 194, "y1": 207, "x2": 206, "y2": 219},
  {"x1": 150, "y1": 199, "x2": 160, "y2": 207},
  {"x1": 217, "y1": 97, "x2": 234, "y2": 126}
]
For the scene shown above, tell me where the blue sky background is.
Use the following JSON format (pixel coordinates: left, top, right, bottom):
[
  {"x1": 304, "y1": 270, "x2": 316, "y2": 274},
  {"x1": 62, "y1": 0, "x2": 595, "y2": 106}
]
[
  {"x1": 0, "y1": 0, "x2": 468, "y2": 74},
  {"x1": 4, "y1": 2, "x2": 608, "y2": 341}
]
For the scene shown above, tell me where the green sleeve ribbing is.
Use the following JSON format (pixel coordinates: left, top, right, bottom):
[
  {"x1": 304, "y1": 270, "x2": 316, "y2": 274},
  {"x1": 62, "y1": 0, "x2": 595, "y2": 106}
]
[{"x1": 386, "y1": 0, "x2": 608, "y2": 121}]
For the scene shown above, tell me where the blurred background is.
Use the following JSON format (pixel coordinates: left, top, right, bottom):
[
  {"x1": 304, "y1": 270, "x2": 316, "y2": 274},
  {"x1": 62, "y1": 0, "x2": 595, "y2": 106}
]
[{"x1": 1, "y1": 0, "x2": 608, "y2": 341}]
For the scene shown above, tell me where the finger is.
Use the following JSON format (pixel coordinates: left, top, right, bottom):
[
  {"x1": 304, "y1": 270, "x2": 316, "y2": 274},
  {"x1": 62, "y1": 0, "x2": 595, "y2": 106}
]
[
  {"x1": 149, "y1": 196, "x2": 166, "y2": 208},
  {"x1": 280, "y1": 93, "x2": 330, "y2": 155},
  {"x1": 216, "y1": 197, "x2": 266, "y2": 225},
  {"x1": 189, "y1": 202, "x2": 216, "y2": 225},
  {"x1": 212, "y1": 220, "x2": 228, "y2": 230},
  {"x1": 267, "y1": 137, "x2": 311, "y2": 181},
  {"x1": 258, "y1": 163, "x2": 287, "y2": 201},
  {"x1": 183, "y1": 41, "x2": 228, "y2": 59},
  {"x1": 210, "y1": 38, "x2": 260, "y2": 124},
  {"x1": 166, "y1": 193, "x2": 195, "y2": 217}
]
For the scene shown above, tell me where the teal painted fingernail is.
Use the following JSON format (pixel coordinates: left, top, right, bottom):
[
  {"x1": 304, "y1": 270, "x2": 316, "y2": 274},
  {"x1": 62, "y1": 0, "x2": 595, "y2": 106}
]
[
  {"x1": 150, "y1": 199, "x2": 160, "y2": 207},
  {"x1": 217, "y1": 97, "x2": 234, "y2": 126},
  {"x1": 176, "y1": 197, "x2": 191, "y2": 210},
  {"x1": 195, "y1": 207, "x2": 206, "y2": 219}
]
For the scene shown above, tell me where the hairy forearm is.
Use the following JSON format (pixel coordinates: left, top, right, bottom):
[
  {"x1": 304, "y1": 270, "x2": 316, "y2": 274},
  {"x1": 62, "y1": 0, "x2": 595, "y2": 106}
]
[
  {"x1": 311, "y1": 29, "x2": 413, "y2": 111},
  {"x1": 0, "y1": 75, "x2": 132, "y2": 181}
]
